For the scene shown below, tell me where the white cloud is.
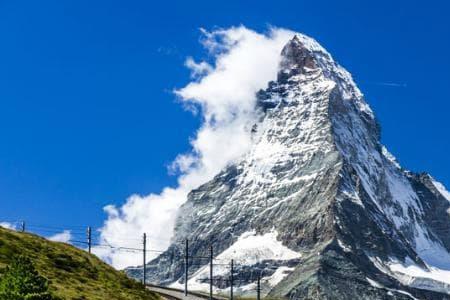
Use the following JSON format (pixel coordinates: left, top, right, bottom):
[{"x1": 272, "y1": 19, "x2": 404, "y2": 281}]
[
  {"x1": 98, "y1": 26, "x2": 296, "y2": 269},
  {"x1": 0, "y1": 222, "x2": 16, "y2": 230},
  {"x1": 185, "y1": 57, "x2": 213, "y2": 78},
  {"x1": 48, "y1": 230, "x2": 72, "y2": 243}
]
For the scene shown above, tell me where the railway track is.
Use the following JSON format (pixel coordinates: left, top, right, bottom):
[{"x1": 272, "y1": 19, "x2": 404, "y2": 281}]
[{"x1": 146, "y1": 284, "x2": 226, "y2": 300}]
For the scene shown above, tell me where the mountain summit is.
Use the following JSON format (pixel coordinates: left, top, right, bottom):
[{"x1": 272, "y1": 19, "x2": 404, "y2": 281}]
[{"x1": 128, "y1": 34, "x2": 450, "y2": 299}]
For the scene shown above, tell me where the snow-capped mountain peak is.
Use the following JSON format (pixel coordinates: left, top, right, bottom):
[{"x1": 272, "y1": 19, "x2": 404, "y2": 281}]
[{"x1": 127, "y1": 34, "x2": 450, "y2": 299}]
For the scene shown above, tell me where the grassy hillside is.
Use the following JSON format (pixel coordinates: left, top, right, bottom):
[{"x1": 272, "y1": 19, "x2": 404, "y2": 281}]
[{"x1": 0, "y1": 227, "x2": 159, "y2": 300}]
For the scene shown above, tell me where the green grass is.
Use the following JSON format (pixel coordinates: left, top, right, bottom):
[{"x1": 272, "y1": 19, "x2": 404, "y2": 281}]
[{"x1": 0, "y1": 227, "x2": 159, "y2": 300}]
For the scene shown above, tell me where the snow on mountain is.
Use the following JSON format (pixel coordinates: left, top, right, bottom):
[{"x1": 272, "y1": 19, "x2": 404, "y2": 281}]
[
  {"x1": 212, "y1": 230, "x2": 301, "y2": 265},
  {"x1": 171, "y1": 230, "x2": 300, "y2": 294},
  {"x1": 127, "y1": 32, "x2": 450, "y2": 299},
  {"x1": 432, "y1": 178, "x2": 450, "y2": 202},
  {"x1": 382, "y1": 146, "x2": 402, "y2": 170}
]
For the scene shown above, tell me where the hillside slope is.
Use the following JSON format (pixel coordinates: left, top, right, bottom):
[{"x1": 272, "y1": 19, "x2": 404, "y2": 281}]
[{"x1": 0, "y1": 227, "x2": 159, "y2": 300}]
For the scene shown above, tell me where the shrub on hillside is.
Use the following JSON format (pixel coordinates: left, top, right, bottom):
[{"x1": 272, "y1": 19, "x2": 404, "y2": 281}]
[{"x1": 0, "y1": 255, "x2": 57, "y2": 300}]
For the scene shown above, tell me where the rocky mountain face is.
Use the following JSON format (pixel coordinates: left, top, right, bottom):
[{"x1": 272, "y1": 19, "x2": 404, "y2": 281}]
[{"x1": 127, "y1": 35, "x2": 450, "y2": 299}]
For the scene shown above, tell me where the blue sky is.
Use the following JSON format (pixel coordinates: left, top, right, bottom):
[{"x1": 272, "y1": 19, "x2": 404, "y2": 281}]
[{"x1": 1, "y1": 0, "x2": 449, "y2": 231}]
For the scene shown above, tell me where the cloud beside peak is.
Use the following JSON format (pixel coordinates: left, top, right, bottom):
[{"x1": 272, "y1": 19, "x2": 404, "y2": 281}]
[
  {"x1": 0, "y1": 222, "x2": 16, "y2": 230},
  {"x1": 48, "y1": 230, "x2": 72, "y2": 243},
  {"x1": 177, "y1": 26, "x2": 295, "y2": 124},
  {"x1": 98, "y1": 26, "x2": 295, "y2": 269}
]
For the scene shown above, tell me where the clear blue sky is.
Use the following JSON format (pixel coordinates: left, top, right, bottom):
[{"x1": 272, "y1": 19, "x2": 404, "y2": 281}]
[{"x1": 1, "y1": 0, "x2": 449, "y2": 230}]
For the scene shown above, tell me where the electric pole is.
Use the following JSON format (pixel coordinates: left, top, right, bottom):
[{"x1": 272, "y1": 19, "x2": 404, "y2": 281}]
[
  {"x1": 143, "y1": 233, "x2": 147, "y2": 285},
  {"x1": 87, "y1": 226, "x2": 92, "y2": 254},
  {"x1": 257, "y1": 275, "x2": 261, "y2": 300},
  {"x1": 185, "y1": 239, "x2": 189, "y2": 296},
  {"x1": 209, "y1": 245, "x2": 213, "y2": 300},
  {"x1": 230, "y1": 259, "x2": 234, "y2": 300}
]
